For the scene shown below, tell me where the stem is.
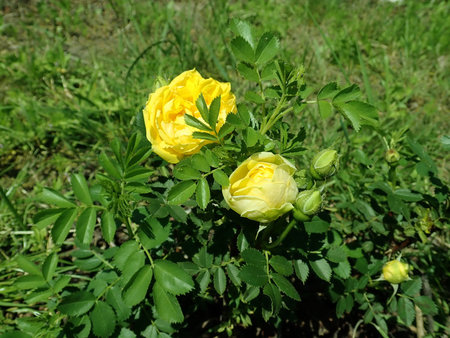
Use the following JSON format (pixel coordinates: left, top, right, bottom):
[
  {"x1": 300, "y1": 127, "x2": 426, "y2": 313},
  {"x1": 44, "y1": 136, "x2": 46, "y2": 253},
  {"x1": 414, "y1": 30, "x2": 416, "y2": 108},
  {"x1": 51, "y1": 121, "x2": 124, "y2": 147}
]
[
  {"x1": 126, "y1": 216, "x2": 154, "y2": 267},
  {"x1": 264, "y1": 219, "x2": 297, "y2": 249},
  {"x1": 260, "y1": 94, "x2": 287, "y2": 135},
  {"x1": 257, "y1": 68, "x2": 267, "y2": 122}
]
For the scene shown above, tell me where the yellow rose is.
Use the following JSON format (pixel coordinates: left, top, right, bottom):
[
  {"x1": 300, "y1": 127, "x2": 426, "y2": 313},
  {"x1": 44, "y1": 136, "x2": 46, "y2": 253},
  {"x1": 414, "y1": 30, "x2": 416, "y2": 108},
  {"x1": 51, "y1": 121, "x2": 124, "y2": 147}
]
[
  {"x1": 143, "y1": 69, "x2": 237, "y2": 163},
  {"x1": 382, "y1": 260, "x2": 411, "y2": 284},
  {"x1": 223, "y1": 152, "x2": 299, "y2": 223}
]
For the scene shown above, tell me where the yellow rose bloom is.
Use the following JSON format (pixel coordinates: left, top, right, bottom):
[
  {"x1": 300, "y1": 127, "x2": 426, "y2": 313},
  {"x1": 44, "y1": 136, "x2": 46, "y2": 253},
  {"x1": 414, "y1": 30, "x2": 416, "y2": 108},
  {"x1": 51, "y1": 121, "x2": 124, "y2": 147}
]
[
  {"x1": 223, "y1": 152, "x2": 299, "y2": 223},
  {"x1": 382, "y1": 260, "x2": 411, "y2": 284},
  {"x1": 142, "y1": 69, "x2": 237, "y2": 163}
]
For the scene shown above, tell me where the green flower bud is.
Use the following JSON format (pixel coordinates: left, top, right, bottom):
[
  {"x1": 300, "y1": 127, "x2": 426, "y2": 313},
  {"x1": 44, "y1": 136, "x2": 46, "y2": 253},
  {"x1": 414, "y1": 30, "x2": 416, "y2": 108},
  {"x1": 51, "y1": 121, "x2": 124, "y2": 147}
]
[
  {"x1": 310, "y1": 149, "x2": 339, "y2": 180},
  {"x1": 385, "y1": 149, "x2": 400, "y2": 165},
  {"x1": 294, "y1": 169, "x2": 313, "y2": 190},
  {"x1": 382, "y1": 260, "x2": 411, "y2": 284},
  {"x1": 293, "y1": 189, "x2": 322, "y2": 221}
]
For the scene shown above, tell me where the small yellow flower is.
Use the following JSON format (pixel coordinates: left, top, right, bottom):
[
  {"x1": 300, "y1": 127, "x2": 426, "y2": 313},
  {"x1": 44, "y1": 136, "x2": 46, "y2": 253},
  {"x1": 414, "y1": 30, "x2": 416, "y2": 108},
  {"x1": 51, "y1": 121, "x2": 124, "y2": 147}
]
[
  {"x1": 382, "y1": 260, "x2": 411, "y2": 284},
  {"x1": 222, "y1": 152, "x2": 298, "y2": 223},
  {"x1": 143, "y1": 69, "x2": 237, "y2": 163}
]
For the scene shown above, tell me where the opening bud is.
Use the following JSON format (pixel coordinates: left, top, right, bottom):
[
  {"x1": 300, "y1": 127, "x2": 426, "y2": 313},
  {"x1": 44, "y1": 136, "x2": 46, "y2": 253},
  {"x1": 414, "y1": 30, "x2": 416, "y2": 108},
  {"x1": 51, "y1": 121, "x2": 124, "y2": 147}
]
[
  {"x1": 385, "y1": 149, "x2": 400, "y2": 165},
  {"x1": 310, "y1": 149, "x2": 339, "y2": 180},
  {"x1": 382, "y1": 260, "x2": 411, "y2": 284},
  {"x1": 293, "y1": 189, "x2": 322, "y2": 221}
]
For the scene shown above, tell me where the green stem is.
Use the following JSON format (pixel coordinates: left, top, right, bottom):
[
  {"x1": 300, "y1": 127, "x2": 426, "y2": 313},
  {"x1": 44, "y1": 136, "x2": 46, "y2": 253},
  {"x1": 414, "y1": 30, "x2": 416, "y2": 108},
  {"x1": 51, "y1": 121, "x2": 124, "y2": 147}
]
[
  {"x1": 260, "y1": 94, "x2": 287, "y2": 135},
  {"x1": 264, "y1": 219, "x2": 297, "y2": 249},
  {"x1": 0, "y1": 186, "x2": 25, "y2": 229}
]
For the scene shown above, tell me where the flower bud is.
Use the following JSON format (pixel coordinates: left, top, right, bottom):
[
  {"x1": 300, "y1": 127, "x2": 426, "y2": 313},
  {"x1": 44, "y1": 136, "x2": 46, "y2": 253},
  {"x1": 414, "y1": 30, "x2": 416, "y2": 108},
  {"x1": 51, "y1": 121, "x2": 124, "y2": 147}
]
[
  {"x1": 310, "y1": 149, "x2": 339, "y2": 180},
  {"x1": 294, "y1": 169, "x2": 313, "y2": 190},
  {"x1": 382, "y1": 260, "x2": 411, "y2": 284},
  {"x1": 293, "y1": 189, "x2": 322, "y2": 221},
  {"x1": 385, "y1": 149, "x2": 400, "y2": 165}
]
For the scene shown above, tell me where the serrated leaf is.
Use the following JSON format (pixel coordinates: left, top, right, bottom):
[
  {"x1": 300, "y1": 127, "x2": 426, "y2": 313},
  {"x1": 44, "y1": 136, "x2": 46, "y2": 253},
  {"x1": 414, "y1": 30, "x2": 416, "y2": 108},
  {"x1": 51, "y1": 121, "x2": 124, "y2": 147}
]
[
  {"x1": 415, "y1": 296, "x2": 438, "y2": 315},
  {"x1": 192, "y1": 131, "x2": 217, "y2": 141},
  {"x1": 154, "y1": 260, "x2": 194, "y2": 295},
  {"x1": 196, "y1": 178, "x2": 210, "y2": 210},
  {"x1": 226, "y1": 264, "x2": 241, "y2": 286},
  {"x1": 241, "y1": 248, "x2": 265, "y2": 266},
  {"x1": 317, "y1": 82, "x2": 339, "y2": 100},
  {"x1": 327, "y1": 246, "x2": 348, "y2": 263},
  {"x1": 230, "y1": 19, "x2": 255, "y2": 48},
  {"x1": 294, "y1": 259, "x2": 309, "y2": 283},
  {"x1": 255, "y1": 32, "x2": 280, "y2": 65},
  {"x1": 42, "y1": 252, "x2": 58, "y2": 282},
  {"x1": 340, "y1": 101, "x2": 379, "y2": 129},
  {"x1": 190, "y1": 154, "x2": 210, "y2": 172},
  {"x1": 195, "y1": 93, "x2": 209, "y2": 124},
  {"x1": 334, "y1": 260, "x2": 351, "y2": 279},
  {"x1": 167, "y1": 180, "x2": 197, "y2": 205},
  {"x1": 173, "y1": 165, "x2": 201, "y2": 181},
  {"x1": 196, "y1": 270, "x2": 210, "y2": 293},
  {"x1": 14, "y1": 274, "x2": 47, "y2": 290},
  {"x1": 401, "y1": 278, "x2": 422, "y2": 296},
  {"x1": 121, "y1": 250, "x2": 146, "y2": 286},
  {"x1": 123, "y1": 265, "x2": 153, "y2": 307},
  {"x1": 113, "y1": 241, "x2": 139, "y2": 271},
  {"x1": 231, "y1": 36, "x2": 254, "y2": 63},
  {"x1": 118, "y1": 328, "x2": 136, "y2": 338},
  {"x1": 245, "y1": 90, "x2": 265, "y2": 104},
  {"x1": 184, "y1": 114, "x2": 212, "y2": 132},
  {"x1": 237, "y1": 62, "x2": 259, "y2": 82},
  {"x1": 59, "y1": 291, "x2": 96, "y2": 316},
  {"x1": 237, "y1": 231, "x2": 249, "y2": 252},
  {"x1": 101, "y1": 212, "x2": 116, "y2": 243},
  {"x1": 193, "y1": 247, "x2": 213, "y2": 268},
  {"x1": 106, "y1": 286, "x2": 131, "y2": 322},
  {"x1": 39, "y1": 188, "x2": 76, "y2": 208},
  {"x1": 398, "y1": 297, "x2": 415, "y2": 326},
  {"x1": 269, "y1": 256, "x2": 293, "y2": 276},
  {"x1": 71, "y1": 173, "x2": 92, "y2": 205},
  {"x1": 208, "y1": 95, "x2": 221, "y2": 129},
  {"x1": 304, "y1": 217, "x2": 330, "y2": 233},
  {"x1": 124, "y1": 167, "x2": 152, "y2": 182},
  {"x1": 263, "y1": 283, "x2": 282, "y2": 315},
  {"x1": 218, "y1": 123, "x2": 234, "y2": 139},
  {"x1": 239, "y1": 265, "x2": 268, "y2": 287},
  {"x1": 15, "y1": 255, "x2": 42, "y2": 276},
  {"x1": 242, "y1": 285, "x2": 260, "y2": 302},
  {"x1": 90, "y1": 301, "x2": 116, "y2": 338},
  {"x1": 153, "y1": 283, "x2": 184, "y2": 323},
  {"x1": 271, "y1": 273, "x2": 300, "y2": 301},
  {"x1": 52, "y1": 208, "x2": 78, "y2": 244},
  {"x1": 212, "y1": 169, "x2": 229, "y2": 187},
  {"x1": 332, "y1": 84, "x2": 361, "y2": 104},
  {"x1": 99, "y1": 151, "x2": 122, "y2": 179},
  {"x1": 76, "y1": 207, "x2": 97, "y2": 245},
  {"x1": 393, "y1": 189, "x2": 422, "y2": 202},
  {"x1": 33, "y1": 208, "x2": 64, "y2": 230},
  {"x1": 310, "y1": 259, "x2": 332, "y2": 282},
  {"x1": 214, "y1": 267, "x2": 226, "y2": 295},
  {"x1": 318, "y1": 100, "x2": 332, "y2": 119},
  {"x1": 244, "y1": 127, "x2": 259, "y2": 147},
  {"x1": 336, "y1": 297, "x2": 346, "y2": 318}
]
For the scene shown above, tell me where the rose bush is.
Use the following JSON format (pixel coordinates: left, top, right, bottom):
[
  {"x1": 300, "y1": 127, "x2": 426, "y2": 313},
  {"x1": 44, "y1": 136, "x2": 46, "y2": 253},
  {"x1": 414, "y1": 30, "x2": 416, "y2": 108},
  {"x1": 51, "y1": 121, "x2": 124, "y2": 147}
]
[
  {"x1": 222, "y1": 152, "x2": 298, "y2": 223},
  {"x1": 143, "y1": 69, "x2": 237, "y2": 163}
]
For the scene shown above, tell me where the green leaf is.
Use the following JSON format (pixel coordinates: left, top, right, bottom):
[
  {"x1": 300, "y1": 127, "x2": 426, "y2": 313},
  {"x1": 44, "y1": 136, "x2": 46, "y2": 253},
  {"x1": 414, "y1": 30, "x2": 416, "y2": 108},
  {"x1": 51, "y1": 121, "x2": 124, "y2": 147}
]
[
  {"x1": 113, "y1": 241, "x2": 139, "y2": 271},
  {"x1": 332, "y1": 84, "x2": 361, "y2": 104},
  {"x1": 33, "y1": 208, "x2": 64, "y2": 230},
  {"x1": 415, "y1": 296, "x2": 438, "y2": 315},
  {"x1": 208, "y1": 95, "x2": 221, "y2": 129},
  {"x1": 106, "y1": 286, "x2": 131, "y2": 321},
  {"x1": 213, "y1": 169, "x2": 229, "y2": 187},
  {"x1": 124, "y1": 167, "x2": 152, "y2": 182},
  {"x1": 196, "y1": 270, "x2": 210, "y2": 293},
  {"x1": 317, "y1": 82, "x2": 339, "y2": 100},
  {"x1": 121, "y1": 251, "x2": 146, "y2": 286},
  {"x1": 14, "y1": 275, "x2": 47, "y2": 290},
  {"x1": 15, "y1": 255, "x2": 42, "y2": 276},
  {"x1": 190, "y1": 154, "x2": 210, "y2": 172},
  {"x1": 242, "y1": 285, "x2": 260, "y2": 302},
  {"x1": 245, "y1": 90, "x2": 265, "y2": 104},
  {"x1": 336, "y1": 297, "x2": 346, "y2": 318},
  {"x1": 101, "y1": 212, "x2": 116, "y2": 243},
  {"x1": 401, "y1": 278, "x2": 422, "y2": 297},
  {"x1": 196, "y1": 178, "x2": 210, "y2": 210},
  {"x1": 242, "y1": 248, "x2": 265, "y2": 266},
  {"x1": 293, "y1": 259, "x2": 309, "y2": 283},
  {"x1": 153, "y1": 282, "x2": 184, "y2": 323},
  {"x1": 334, "y1": 260, "x2": 351, "y2": 279},
  {"x1": 213, "y1": 267, "x2": 226, "y2": 295},
  {"x1": 118, "y1": 328, "x2": 137, "y2": 338},
  {"x1": 192, "y1": 131, "x2": 217, "y2": 141},
  {"x1": 230, "y1": 19, "x2": 255, "y2": 48},
  {"x1": 123, "y1": 265, "x2": 153, "y2": 307},
  {"x1": 39, "y1": 188, "x2": 76, "y2": 208},
  {"x1": 340, "y1": 101, "x2": 379, "y2": 129},
  {"x1": 237, "y1": 62, "x2": 259, "y2": 82},
  {"x1": 218, "y1": 123, "x2": 235, "y2": 139},
  {"x1": 71, "y1": 173, "x2": 92, "y2": 205},
  {"x1": 398, "y1": 297, "x2": 415, "y2": 326},
  {"x1": 231, "y1": 36, "x2": 255, "y2": 63},
  {"x1": 255, "y1": 32, "x2": 280, "y2": 65},
  {"x1": 184, "y1": 114, "x2": 212, "y2": 132},
  {"x1": 269, "y1": 256, "x2": 293, "y2": 276},
  {"x1": 90, "y1": 301, "x2": 116, "y2": 338},
  {"x1": 76, "y1": 207, "x2": 97, "y2": 245},
  {"x1": 226, "y1": 264, "x2": 241, "y2": 286},
  {"x1": 271, "y1": 273, "x2": 300, "y2": 301},
  {"x1": 243, "y1": 127, "x2": 259, "y2": 147},
  {"x1": 127, "y1": 148, "x2": 152, "y2": 167},
  {"x1": 237, "y1": 231, "x2": 249, "y2": 252},
  {"x1": 327, "y1": 246, "x2": 348, "y2": 263},
  {"x1": 393, "y1": 189, "x2": 422, "y2": 202},
  {"x1": 195, "y1": 93, "x2": 209, "y2": 123},
  {"x1": 318, "y1": 100, "x2": 332, "y2": 119},
  {"x1": 154, "y1": 260, "x2": 194, "y2": 295},
  {"x1": 193, "y1": 247, "x2": 213, "y2": 268},
  {"x1": 239, "y1": 265, "x2": 268, "y2": 287},
  {"x1": 173, "y1": 165, "x2": 201, "y2": 181},
  {"x1": 167, "y1": 181, "x2": 197, "y2": 205},
  {"x1": 310, "y1": 259, "x2": 332, "y2": 282},
  {"x1": 52, "y1": 208, "x2": 78, "y2": 244},
  {"x1": 42, "y1": 252, "x2": 58, "y2": 282},
  {"x1": 263, "y1": 283, "x2": 282, "y2": 315},
  {"x1": 304, "y1": 217, "x2": 330, "y2": 233},
  {"x1": 99, "y1": 151, "x2": 122, "y2": 179},
  {"x1": 59, "y1": 291, "x2": 96, "y2": 316}
]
